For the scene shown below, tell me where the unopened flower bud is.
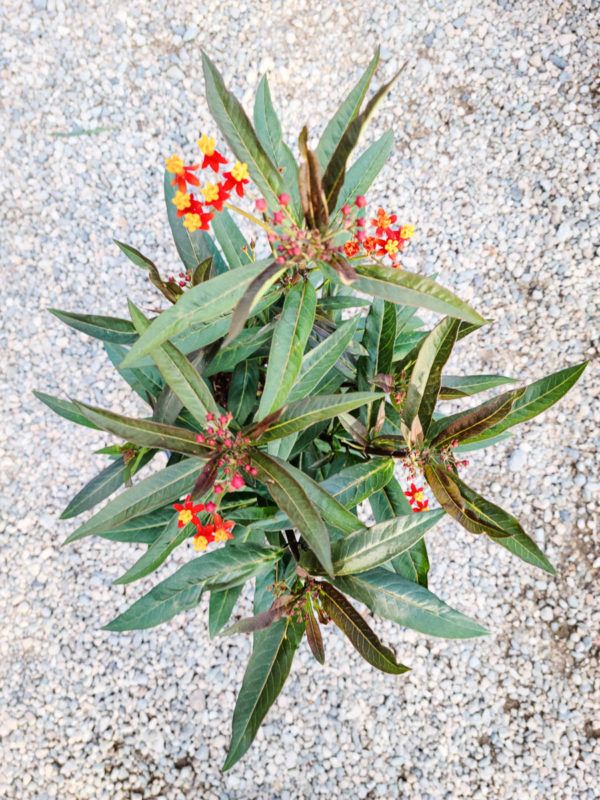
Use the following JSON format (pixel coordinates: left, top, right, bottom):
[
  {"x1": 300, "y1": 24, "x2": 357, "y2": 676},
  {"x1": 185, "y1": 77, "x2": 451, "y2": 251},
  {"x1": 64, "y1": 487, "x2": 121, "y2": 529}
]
[{"x1": 255, "y1": 198, "x2": 267, "y2": 212}]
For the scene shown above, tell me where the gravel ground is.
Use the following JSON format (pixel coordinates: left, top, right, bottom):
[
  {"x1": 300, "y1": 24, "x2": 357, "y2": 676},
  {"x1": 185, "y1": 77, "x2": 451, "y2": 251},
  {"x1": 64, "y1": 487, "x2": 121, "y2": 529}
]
[{"x1": 1, "y1": 0, "x2": 599, "y2": 798}]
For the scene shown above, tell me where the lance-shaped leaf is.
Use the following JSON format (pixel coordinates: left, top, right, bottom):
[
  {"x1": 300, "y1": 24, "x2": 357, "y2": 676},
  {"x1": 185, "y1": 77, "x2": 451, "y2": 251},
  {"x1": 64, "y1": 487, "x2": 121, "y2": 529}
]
[
  {"x1": 358, "y1": 298, "x2": 396, "y2": 428},
  {"x1": 333, "y1": 130, "x2": 394, "y2": 214},
  {"x1": 219, "y1": 594, "x2": 295, "y2": 636},
  {"x1": 251, "y1": 450, "x2": 333, "y2": 576},
  {"x1": 298, "y1": 126, "x2": 329, "y2": 229},
  {"x1": 331, "y1": 510, "x2": 444, "y2": 575},
  {"x1": 34, "y1": 391, "x2": 101, "y2": 431},
  {"x1": 439, "y1": 374, "x2": 517, "y2": 399},
  {"x1": 258, "y1": 392, "x2": 382, "y2": 443},
  {"x1": 449, "y1": 474, "x2": 554, "y2": 573},
  {"x1": 402, "y1": 317, "x2": 460, "y2": 437},
  {"x1": 256, "y1": 280, "x2": 317, "y2": 419},
  {"x1": 354, "y1": 264, "x2": 485, "y2": 326},
  {"x1": 97, "y1": 506, "x2": 174, "y2": 544},
  {"x1": 61, "y1": 459, "x2": 129, "y2": 520},
  {"x1": 153, "y1": 346, "x2": 218, "y2": 426},
  {"x1": 320, "y1": 457, "x2": 394, "y2": 509},
  {"x1": 49, "y1": 309, "x2": 138, "y2": 345},
  {"x1": 305, "y1": 594, "x2": 325, "y2": 664},
  {"x1": 208, "y1": 528, "x2": 263, "y2": 637},
  {"x1": 163, "y1": 173, "x2": 227, "y2": 276},
  {"x1": 114, "y1": 511, "x2": 190, "y2": 585},
  {"x1": 335, "y1": 569, "x2": 489, "y2": 639},
  {"x1": 459, "y1": 362, "x2": 588, "y2": 443},
  {"x1": 222, "y1": 616, "x2": 304, "y2": 771},
  {"x1": 71, "y1": 401, "x2": 212, "y2": 458},
  {"x1": 423, "y1": 463, "x2": 488, "y2": 535},
  {"x1": 370, "y1": 477, "x2": 430, "y2": 586},
  {"x1": 104, "y1": 543, "x2": 283, "y2": 631},
  {"x1": 253, "y1": 75, "x2": 302, "y2": 222},
  {"x1": 322, "y1": 65, "x2": 404, "y2": 211},
  {"x1": 65, "y1": 457, "x2": 205, "y2": 543},
  {"x1": 320, "y1": 582, "x2": 408, "y2": 674},
  {"x1": 128, "y1": 302, "x2": 219, "y2": 424},
  {"x1": 429, "y1": 388, "x2": 525, "y2": 448},
  {"x1": 316, "y1": 48, "x2": 380, "y2": 168},
  {"x1": 210, "y1": 208, "x2": 250, "y2": 270},
  {"x1": 105, "y1": 343, "x2": 164, "y2": 402},
  {"x1": 202, "y1": 52, "x2": 284, "y2": 206},
  {"x1": 228, "y1": 360, "x2": 259, "y2": 425},
  {"x1": 120, "y1": 258, "x2": 275, "y2": 367},
  {"x1": 205, "y1": 324, "x2": 274, "y2": 376},
  {"x1": 224, "y1": 261, "x2": 286, "y2": 346},
  {"x1": 115, "y1": 238, "x2": 184, "y2": 303}
]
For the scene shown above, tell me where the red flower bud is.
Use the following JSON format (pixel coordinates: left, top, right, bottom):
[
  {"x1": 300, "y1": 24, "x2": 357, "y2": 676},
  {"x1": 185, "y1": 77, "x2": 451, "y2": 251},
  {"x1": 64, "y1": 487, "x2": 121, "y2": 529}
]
[
  {"x1": 278, "y1": 193, "x2": 290, "y2": 206},
  {"x1": 355, "y1": 195, "x2": 367, "y2": 208},
  {"x1": 255, "y1": 198, "x2": 267, "y2": 212}
]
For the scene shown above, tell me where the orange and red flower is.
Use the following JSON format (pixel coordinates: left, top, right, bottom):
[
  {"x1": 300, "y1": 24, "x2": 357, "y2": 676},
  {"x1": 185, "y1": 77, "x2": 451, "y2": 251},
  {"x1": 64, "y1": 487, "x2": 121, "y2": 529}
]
[
  {"x1": 405, "y1": 484, "x2": 426, "y2": 506},
  {"x1": 197, "y1": 134, "x2": 228, "y2": 173},
  {"x1": 212, "y1": 515, "x2": 235, "y2": 543},
  {"x1": 165, "y1": 154, "x2": 201, "y2": 192},
  {"x1": 222, "y1": 161, "x2": 250, "y2": 198},
  {"x1": 183, "y1": 210, "x2": 214, "y2": 233},
  {"x1": 202, "y1": 181, "x2": 230, "y2": 212},
  {"x1": 173, "y1": 495, "x2": 205, "y2": 528},
  {"x1": 371, "y1": 207, "x2": 397, "y2": 237},
  {"x1": 344, "y1": 240, "x2": 360, "y2": 257}
]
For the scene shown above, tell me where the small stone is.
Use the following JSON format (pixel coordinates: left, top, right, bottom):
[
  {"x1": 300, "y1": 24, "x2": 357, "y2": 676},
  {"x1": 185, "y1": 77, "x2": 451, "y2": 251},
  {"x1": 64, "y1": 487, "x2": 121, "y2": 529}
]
[
  {"x1": 540, "y1": 606, "x2": 554, "y2": 622},
  {"x1": 509, "y1": 449, "x2": 527, "y2": 471},
  {"x1": 166, "y1": 65, "x2": 185, "y2": 82},
  {"x1": 549, "y1": 54, "x2": 567, "y2": 69}
]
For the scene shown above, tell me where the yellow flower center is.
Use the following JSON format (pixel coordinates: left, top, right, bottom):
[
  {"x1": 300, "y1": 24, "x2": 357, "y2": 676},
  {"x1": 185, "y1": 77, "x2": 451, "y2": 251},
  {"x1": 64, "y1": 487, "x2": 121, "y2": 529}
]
[
  {"x1": 178, "y1": 509, "x2": 193, "y2": 525},
  {"x1": 194, "y1": 535, "x2": 208, "y2": 552},
  {"x1": 385, "y1": 240, "x2": 399, "y2": 255},
  {"x1": 400, "y1": 224, "x2": 415, "y2": 239},
  {"x1": 172, "y1": 190, "x2": 191, "y2": 210},
  {"x1": 197, "y1": 134, "x2": 216, "y2": 156},
  {"x1": 377, "y1": 211, "x2": 391, "y2": 229},
  {"x1": 202, "y1": 183, "x2": 220, "y2": 203},
  {"x1": 231, "y1": 161, "x2": 249, "y2": 182},
  {"x1": 183, "y1": 213, "x2": 202, "y2": 232},
  {"x1": 214, "y1": 527, "x2": 228, "y2": 543},
  {"x1": 414, "y1": 490, "x2": 424, "y2": 503},
  {"x1": 165, "y1": 154, "x2": 185, "y2": 175}
]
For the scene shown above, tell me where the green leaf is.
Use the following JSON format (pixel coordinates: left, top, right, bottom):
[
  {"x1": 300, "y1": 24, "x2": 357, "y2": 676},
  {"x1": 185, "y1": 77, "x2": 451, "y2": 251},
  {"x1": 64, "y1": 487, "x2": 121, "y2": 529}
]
[
  {"x1": 71, "y1": 401, "x2": 212, "y2": 457},
  {"x1": 454, "y1": 432, "x2": 512, "y2": 453},
  {"x1": 402, "y1": 317, "x2": 460, "y2": 437},
  {"x1": 228, "y1": 360, "x2": 259, "y2": 425},
  {"x1": 104, "y1": 543, "x2": 283, "y2": 631},
  {"x1": 120, "y1": 258, "x2": 275, "y2": 367},
  {"x1": 210, "y1": 208, "x2": 251, "y2": 270},
  {"x1": 335, "y1": 569, "x2": 489, "y2": 639},
  {"x1": 104, "y1": 342, "x2": 164, "y2": 402},
  {"x1": 461, "y1": 362, "x2": 588, "y2": 442},
  {"x1": 319, "y1": 582, "x2": 409, "y2": 674},
  {"x1": 439, "y1": 374, "x2": 517, "y2": 399},
  {"x1": 251, "y1": 450, "x2": 333, "y2": 576},
  {"x1": 202, "y1": 52, "x2": 284, "y2": 206},
  {"x1": 317, "y1": 296, "x2": 370, "y2": 311},
  {"x1": 98, "y1": 506, "x2": 174, "y2": 544},
  {"x1": 357, "y1": 298, "x2": 396, "y2": 427},
  {"x1": 320, "y1": 457, "x2": 394, "y2": 509},
  {"x1": 114, "y1": 512, "x2": 190, "y2": 584},
  {"x1": 322, "y1": 66, "x2": 403, "y2": 211},
  {"x1": 305, "y1": 595, "x2": 325, "y2": 664},
  {"x1": 114, "y1": 239, "x2": 158, "y2": 272},
  {"x1": 316, "y1": 48, "x2": 380, "y2": 168},
  {"x1": 205, "y1": 324, "x2": 274, "y2": 376},
  {"x1": 333, "y1": 130, "x2": 394, "y2": 214},
  {"x1": 61, "y1": 459, "x2": 128, "y2": 520},
  {"x1": 49, "y1": 309, "x2": 138, "y2": 345},
  {"x1": 258, "y1": 392, "x2": 382, "y2": 443},
  {"x1": 66, "y1": 457, "x2": 205, "y2": 543},
  {"x1": 253, "y1": 75, "x2": 301, "y2": 222},
  {"x1": 128, "y1": 302, "x2": 219, "y2": 424},
  {"x1": 331, "y1": 510, "x2": 444, "y2": 575},
  {"x1": 429, "y1": 389, "x2": 525, "y2": 448},
  {"x1": 163, "y1": 173, "x2": 227, "y2": 276},
  {"x1": 354, "y1": 264, "x2": 486, "y2": 326},
  {"x1": 34, "y1": 391, "x2": 101, "y2": 430},
  {"x1": 224, "y1": 261, "x2": 286, "y2": 346},
  {"x1": 370, "y1": 478, "x2": 430, "y2": 586},
  {"x1": 491, "y1": 528, "x2": 556, "y2": 574},
  {"x1": 257, "y1": 279, "x2": 317, "y2": 418},
  {"x1": 223, "y1": 616, "x2": 303, "y2": 770}
]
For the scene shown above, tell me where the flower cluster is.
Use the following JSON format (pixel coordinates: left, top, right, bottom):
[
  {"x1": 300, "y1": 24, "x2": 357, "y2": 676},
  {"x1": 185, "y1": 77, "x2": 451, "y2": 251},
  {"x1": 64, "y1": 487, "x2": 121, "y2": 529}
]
[
  {"x1": 342, "y1": 201, "x2": 415, "y2": 267},
  {"x1": 404, "y1": 483, "x2": 429, "y2": 512},
  {"x1": 165, "y1": 135, "x2": 250, "y2": 235},
  {"x1": 167, "y1": 270, "x2": 193, "y2": 287},
  {"x1": 172, "y1": 494, "x2": 236, "y2": 552},
  {"x1": 401, "y1": 445, "x2": 431, "y2": 480},
  {"x1": 195, "y1": 412, "x2": 258, "y2": 495},
  {"x1": 439, "y1": 441, "x2": 469, "y2": 472}
]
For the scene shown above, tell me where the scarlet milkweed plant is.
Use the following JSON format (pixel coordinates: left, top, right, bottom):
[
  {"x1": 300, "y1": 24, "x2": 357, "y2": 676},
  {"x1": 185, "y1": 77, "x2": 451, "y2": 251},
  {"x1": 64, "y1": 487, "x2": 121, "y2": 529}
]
[{"x1": 37, "y1": 50, "x2": 587, "y2": 769}]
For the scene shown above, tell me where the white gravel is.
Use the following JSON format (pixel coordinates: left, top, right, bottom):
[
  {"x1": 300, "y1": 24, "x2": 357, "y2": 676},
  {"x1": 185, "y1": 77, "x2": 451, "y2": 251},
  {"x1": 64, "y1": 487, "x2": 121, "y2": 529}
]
[{"x1": 1, "y1": 1, "x2": 599, "y2": 798}]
